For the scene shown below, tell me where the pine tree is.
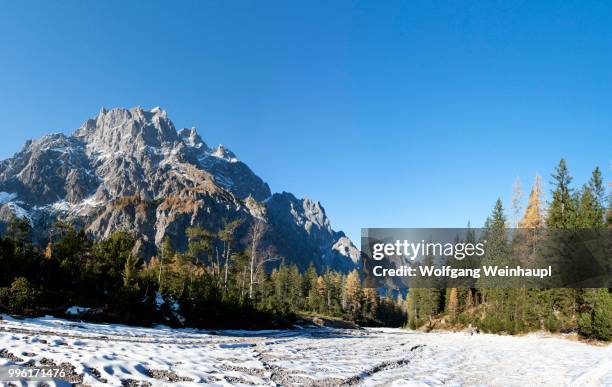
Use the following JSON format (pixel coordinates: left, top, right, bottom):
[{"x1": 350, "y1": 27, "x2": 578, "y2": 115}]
[
  {"x1": 607, "y1": 181, "x2": 612, "y2": 227},
  {"x1": 547, "y1": 159, "x2": 576, "y2": 228},
  {"x1": 304, "y1": 264, "x2": 319, "y2": 310},
  {"x1": 576, "y1": 186, "x2": 600, "y2": 227},
  {"x1": 363, "y1": 287, "x2": 379, "y2": 321},
  {"x1": 578, "y1": 289, "x2": 612, "y2": 341},
  {"x1": 589, "y1": 167, "x2": 605, "y2": 209},
  {"x1": 288, "y1": 264, "x2": 303, "y2": 309},
  {"x1": 587, "y1": 167, "x2": 605, "y2": 227},
  {"x1": 486, "y1": 199, "x2": 508, "y2": 257},
  {"x1": 158, "y1": 236, "x2": 174, "y2": 290},
  {"x1": 314, "y1": 276, "x2": 327, "y2": 312},
  {"x1": 186, "y1": 227, "x2": 214, "y2": 264},
  {"x1": 542, "y1": 160, "x2": 581, "y2": 323},
  {"x1": 123, "y1": 254, "x2": 139, "y2": 288},
  {"x1": 323, "y1": 271, "x2": 343, "y2": 316},
  {"x1": 408, "y1": 287, "x2": 441, "y2": 329},
  {"x1": 7, "y1": 217, "x2": 32, "y2": 246},
  {"x1": 478, "y1": 199, "x2": 509, "y2": 315}
]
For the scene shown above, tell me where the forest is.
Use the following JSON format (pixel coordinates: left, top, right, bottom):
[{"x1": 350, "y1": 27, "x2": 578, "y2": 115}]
[
  {"x1": 0, "y1": 159, "x2": 609, "y2": 341},
  {"x1": 0, "y1": 215, "x2": 405, "y2": 329},
  {"x1": 407, "y1": 159, "x2": 611, "y2": 341}
]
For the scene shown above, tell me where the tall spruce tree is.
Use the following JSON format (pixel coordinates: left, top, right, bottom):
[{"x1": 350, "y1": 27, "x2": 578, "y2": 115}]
[
  {"x1": 587, "y1": 167, "x2": 605, "y2": 227},
  {"x1": 547, "y1": 159, "x2": 577, "y2": 228},
  {"x1": 477, "y1": 199, "x2": 509, "y2": 300},
  {"x1": 544, "y1": 160, "x2": 581, "y2": 321},
  {"x1": 577, "y1": 186, "x2": 600, "y2": 227}
]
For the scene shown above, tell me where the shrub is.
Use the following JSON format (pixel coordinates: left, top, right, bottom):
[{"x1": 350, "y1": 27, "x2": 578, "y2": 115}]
[
  {"x1": 544, "y1": 315, "x2": 561, "y2": 333},
  {"x1": 579, "y1": 289, "x2": 611, "y2": 341},
  {"x1": 1, "y1": 277, "x2": 38, "y2": 313}
]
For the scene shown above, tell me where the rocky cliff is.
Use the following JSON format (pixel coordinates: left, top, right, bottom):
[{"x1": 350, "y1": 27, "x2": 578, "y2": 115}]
[{"x1": 0, "y1": 107, "x2": 358, "y2": 272}]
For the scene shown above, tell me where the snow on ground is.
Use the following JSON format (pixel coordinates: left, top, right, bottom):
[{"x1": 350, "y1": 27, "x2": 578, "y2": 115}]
[
  {"x1": 0, "y1": 316, "x2": 610, "y2": 386},
  {"x1": 65, "y1": 307, "x2": 91, "y2": 316}
]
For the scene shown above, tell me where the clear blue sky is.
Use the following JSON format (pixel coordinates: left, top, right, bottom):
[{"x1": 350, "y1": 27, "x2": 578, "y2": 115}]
[{"x1": 1, "y1": 0, "x2": 610, "y2": 242}]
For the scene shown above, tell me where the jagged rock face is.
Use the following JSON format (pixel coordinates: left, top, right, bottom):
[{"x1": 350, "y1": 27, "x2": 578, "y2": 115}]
[
  {"x1": 0, "y1": 107, "x2": 358, "y2": 272},
  {"x1": 75, "y1": 107, "x2": 179, "y2": 155},
  {"x1": 266, "y1": 192, "x2": 359, "y2": 272},
  {"x1": 0, "y1": 134, "x2": 97, "y2": 205}
]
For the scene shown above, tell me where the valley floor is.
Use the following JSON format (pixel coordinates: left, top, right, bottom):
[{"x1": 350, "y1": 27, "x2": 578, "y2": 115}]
[{"x1": 0, "y1": 315, "x2": 610, "y2": 386}]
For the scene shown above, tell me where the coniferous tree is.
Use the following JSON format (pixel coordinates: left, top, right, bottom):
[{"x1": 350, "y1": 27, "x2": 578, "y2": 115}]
[
  {"x1": 478, "y1": 199, "x2": 509, "y2": 288},
  {"x1": 520, "y1": 174, "x2": 545, "y2": 229},
  {"x1": 547, "y1": 159, "x2": 576, "y2": 228},
  {"x1": 588, "y1": 167, "x2": 605, "y2": 221},
  {"x1": 543, "y1": 160, "x2": 582, "y2": 325},
  {"x1": 587, "y1": 167, "x2": 605, "y2": 227},
  {"x1": 186, "y1": 227, "x2": 214, "y2": 264},
  {"x1": 607, "y1": 181, "x2": 612, "y2": 227},
  {"x1": 159, "y1": 236, "x2": 174, "y2": 290},
  {"x1": 578, "y1": 288, "x2": 612, "y2": 341},
  {"x1": 304, "y1": 264, "x2": 319, "y2": 310},
  {"x1": 513, "y1": 174, "x2": 546, "y2": 265},
  {"x1": 313, "y1": 276, "x2": 327, "y2": 313},
  {"x1": 577, "y1": 186, "x2": 600, "y2": 227},
  {"x1": 123, "y1": 254, "x2": 139, "y2": 288},
  {"x1": 363, "y1": 287, "x2": 379, "y2": 321},
  {"x1": 342, "y1": 270, "x2": 363, "y2": 321}
]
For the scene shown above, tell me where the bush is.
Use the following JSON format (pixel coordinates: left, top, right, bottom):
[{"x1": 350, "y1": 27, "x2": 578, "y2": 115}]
[
  {"x1": 1, "y1": 277, "x2": 38, "y2": 313},
  {"x1": 579, "y1": 289, "x2": 611, "y2": 341},
  {"x1": 544, "y1": 315, "x2": 561, "y2": 333},
  {"x1": 407, "y1": 315, "x2": 417, "y2": 330},
  {"x1": 479, "y1": 316, "x2": 504, "y2": 333}
]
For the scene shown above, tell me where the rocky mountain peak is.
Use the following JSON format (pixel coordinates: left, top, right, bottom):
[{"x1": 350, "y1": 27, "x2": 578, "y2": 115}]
[
  {"x1": 178, "y1": 127, "x2": 208, "y2": 150},
  {"x1": 211, "y1": 144, "x2": 238, "y2": 163},
  {"x1": 75, "y1": 107, "x2": 178, "y2": 155},
  {"x1": 0, "y1": 107, "x2": 358, "y2": 272}
]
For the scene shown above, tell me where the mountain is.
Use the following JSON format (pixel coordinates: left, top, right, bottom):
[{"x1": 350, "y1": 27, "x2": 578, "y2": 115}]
[{"x1": 0, "y1": 107, "x2": 358, "y2": 272}]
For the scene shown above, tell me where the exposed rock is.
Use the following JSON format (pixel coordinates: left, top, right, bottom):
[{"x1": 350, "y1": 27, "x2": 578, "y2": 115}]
[{"x1": 0, "y1": 107, "x2": 357, "y2": 272}]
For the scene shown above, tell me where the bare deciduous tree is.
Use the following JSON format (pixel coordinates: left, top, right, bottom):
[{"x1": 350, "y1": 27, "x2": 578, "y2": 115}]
[{"x1": 248, "y1": 220, "x2": 276, "y2": 299}]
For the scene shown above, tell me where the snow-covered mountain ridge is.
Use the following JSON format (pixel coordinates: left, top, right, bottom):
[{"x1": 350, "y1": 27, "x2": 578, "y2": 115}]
[{"x1": 0, "y1": 107, "x2": 358, "y2": 271}]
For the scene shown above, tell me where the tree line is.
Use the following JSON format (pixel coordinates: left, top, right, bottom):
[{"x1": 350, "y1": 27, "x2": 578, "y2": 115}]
[
  {"x1": 0, "y1": 216, "x2": 405, "y2": 329},
  {"x1": 407, "y1": 160, "x2": 611, "y2": 341},
  {"x1": 1, "y1": 158, "x2": 608, "y2": 338}
]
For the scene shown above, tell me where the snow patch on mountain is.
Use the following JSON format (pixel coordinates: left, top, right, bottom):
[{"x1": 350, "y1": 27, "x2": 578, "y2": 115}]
[
  {"x1": 6, "y1": 202, "x2": 32, "y2": 223},
  {"x1": 0, "y1": 192, "x2": 17, "y2": 204}
]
